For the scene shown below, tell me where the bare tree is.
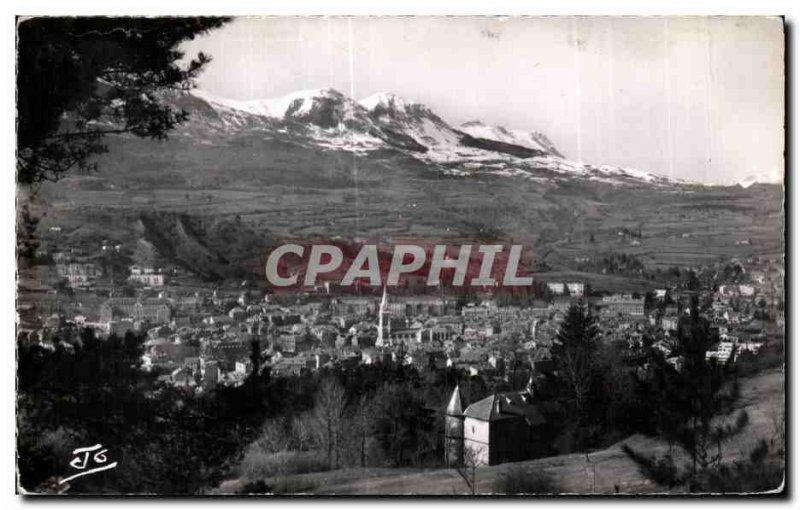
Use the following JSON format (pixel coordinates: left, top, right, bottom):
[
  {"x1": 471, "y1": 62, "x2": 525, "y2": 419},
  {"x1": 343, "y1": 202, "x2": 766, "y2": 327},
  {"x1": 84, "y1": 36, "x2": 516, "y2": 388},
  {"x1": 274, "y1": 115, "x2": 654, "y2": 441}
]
[
  {"x1": 454, "y1": 443, "x2": 484, "y2": 495},
  {"x1": 291, "y1": 414, "x2": 315, "y2": 451},
  {"x1": 310, "y1": 377, "x2": 347, "y2": 469},
  {"x1": 349, "y1": 394, "x2": 374, "y2": 468}
]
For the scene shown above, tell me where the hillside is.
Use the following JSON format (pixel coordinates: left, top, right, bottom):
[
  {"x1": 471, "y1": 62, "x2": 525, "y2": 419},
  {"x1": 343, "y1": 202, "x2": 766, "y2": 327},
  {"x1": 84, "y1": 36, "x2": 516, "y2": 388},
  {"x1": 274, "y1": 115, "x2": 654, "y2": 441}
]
[
  {"x1": 30, "y1": 88, "x2": 784, "y2": 285},
  {"x1": 213, "y1": 368, "x2": 784, "y2": 495}
]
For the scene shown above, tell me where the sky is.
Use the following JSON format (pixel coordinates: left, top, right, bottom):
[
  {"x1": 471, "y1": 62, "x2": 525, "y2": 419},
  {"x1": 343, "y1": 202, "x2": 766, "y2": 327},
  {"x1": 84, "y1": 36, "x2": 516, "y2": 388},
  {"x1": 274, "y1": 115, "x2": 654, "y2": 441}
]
[{"x1": 181, "y1": 16, "x2": 784, "y2": 185}]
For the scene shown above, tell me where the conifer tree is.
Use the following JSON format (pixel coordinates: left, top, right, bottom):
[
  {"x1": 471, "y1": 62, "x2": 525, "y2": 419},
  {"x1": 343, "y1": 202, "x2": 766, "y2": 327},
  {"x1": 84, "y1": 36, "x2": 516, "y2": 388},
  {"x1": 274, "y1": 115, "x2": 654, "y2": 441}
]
[
  {"x1": 17, "y1": 17, "x2": 229, "y2": 184},
  {"x1": 623, "y1": 297, "x2": 748, "y2": 490},
  {"x1": 551, "y1": 303, "x2": 600, "y2": 448}
]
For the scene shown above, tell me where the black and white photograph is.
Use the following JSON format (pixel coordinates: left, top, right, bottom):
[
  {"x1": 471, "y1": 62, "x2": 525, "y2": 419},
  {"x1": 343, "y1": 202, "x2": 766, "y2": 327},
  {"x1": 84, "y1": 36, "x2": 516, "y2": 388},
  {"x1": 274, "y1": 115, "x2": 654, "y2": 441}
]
[{"x1": 13, "y1": 12, "x2": 787, "y2": 496}]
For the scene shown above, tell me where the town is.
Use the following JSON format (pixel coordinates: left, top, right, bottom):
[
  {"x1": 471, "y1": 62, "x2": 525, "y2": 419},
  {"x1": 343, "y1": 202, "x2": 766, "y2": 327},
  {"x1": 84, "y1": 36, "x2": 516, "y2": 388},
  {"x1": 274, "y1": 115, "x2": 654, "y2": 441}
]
[
  {"x1": 16, "y1": 235, "x2": 785, "y2": 482},
  {"x1": 13, "y1": 14, "x2": 786, "y2": 497},
  {"x1": 264, "y1": 243, "x2": 533, "y2": 287},
  {"x1": 19, "y1": 240, "x2": 783, "y2": 387}
]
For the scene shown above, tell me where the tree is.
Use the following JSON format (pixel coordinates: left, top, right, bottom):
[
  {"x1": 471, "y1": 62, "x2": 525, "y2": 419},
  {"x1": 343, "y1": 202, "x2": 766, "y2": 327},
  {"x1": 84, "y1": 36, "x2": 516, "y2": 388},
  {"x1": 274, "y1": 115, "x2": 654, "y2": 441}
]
[
  {"x1": 248, "y1": 336, "x2": 262, "y2": 383},
  {"x1": 310, "y1": 377, "x2": 347, "y2": 470},
  {"x1": 372, "y1": 382, "x2": 433, "y2": 467},
  {"x1": 623, "y1": 297, "x2": 749, "y2": 491},
  {"x1": 16, "y1": 203, "x2": 40, "y2": 266},
  {"x1": 347, "y1": 394, "x2": 376, "y2": 468},
  {"x1": 454, "y1": 443, "x2": 484, "y2": 495},
  {"x1": 17, "y1": 16, "x2": 229, "y2": 185},
  {"x1": 550, "y1": 303, "x2": 600, "y2": 448},
  {"x1": 17, "y1": 328, "x2": 269, "y2": 494}
]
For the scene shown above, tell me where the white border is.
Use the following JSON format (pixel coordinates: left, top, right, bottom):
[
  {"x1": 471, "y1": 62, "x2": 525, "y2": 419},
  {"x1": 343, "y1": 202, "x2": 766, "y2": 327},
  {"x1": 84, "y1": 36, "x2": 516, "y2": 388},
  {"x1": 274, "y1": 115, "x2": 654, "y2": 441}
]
[{"x1": 2, "y1": 2, "x2": 796, "y2": 509}]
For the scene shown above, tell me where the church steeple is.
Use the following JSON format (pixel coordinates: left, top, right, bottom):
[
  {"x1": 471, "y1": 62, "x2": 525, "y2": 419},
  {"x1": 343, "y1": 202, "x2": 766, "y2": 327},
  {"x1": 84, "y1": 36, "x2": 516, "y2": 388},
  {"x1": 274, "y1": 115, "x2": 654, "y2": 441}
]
[
  {"x1": 377, "y1": 286, "x2": 389, "y2": 347},
  {"x1": 446, "y1": 384, "x2": 464, "y2": 415},
  {"x1": 444, "y1": 384, "x2": 465, "y2": 467}
]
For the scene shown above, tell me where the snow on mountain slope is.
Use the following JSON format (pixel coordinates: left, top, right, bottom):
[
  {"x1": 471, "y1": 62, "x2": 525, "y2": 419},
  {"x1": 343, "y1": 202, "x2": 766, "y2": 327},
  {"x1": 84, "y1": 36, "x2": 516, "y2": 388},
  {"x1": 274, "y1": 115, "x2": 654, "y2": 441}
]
[
  {"x1": 460, "y1": 121, "x2": 562, "y2": 157},
  {"x1": 192, "y1": 88, "x2": 348, "y2": 120},
  {"x1": 739, "y1": 169, "x2": 783, "y2": 188},
  {"x1": 359, "y1": 91, "x2": 416, "y2": 112},
  {"x1": 359, "y1": 91, "x2": 463, "y2": 149},
  {"x1": 185, "y1": 88, "x2": 681, "y2": 187}
]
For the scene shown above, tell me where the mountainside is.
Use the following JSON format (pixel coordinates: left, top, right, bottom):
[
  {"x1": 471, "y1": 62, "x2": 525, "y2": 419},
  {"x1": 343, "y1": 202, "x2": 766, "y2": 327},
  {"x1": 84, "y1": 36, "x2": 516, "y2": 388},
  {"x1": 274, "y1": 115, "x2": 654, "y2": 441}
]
[
  {"x1": 173, "y1": 88, "x2": 680, "y2": 187},
  {"x1": 32, "y1": 87, "x2": 784, "y2": 285},
  {"x1": 738, "y1": 170, "x2": 784, "y2": 188},
  {"x1": 460, "y1": 120, "x2": 564, "y2": 158}
]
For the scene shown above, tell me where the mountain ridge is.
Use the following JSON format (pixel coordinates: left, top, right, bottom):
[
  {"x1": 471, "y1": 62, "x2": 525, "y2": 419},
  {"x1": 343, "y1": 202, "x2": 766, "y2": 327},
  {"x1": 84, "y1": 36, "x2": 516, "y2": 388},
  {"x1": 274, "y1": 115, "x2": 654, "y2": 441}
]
[
  {"x1": 738, "y1": 170, "x2": 783, "y2": 188},
  {"x1": 177, "y1": 88, "x2": 683, "y2": 188}
]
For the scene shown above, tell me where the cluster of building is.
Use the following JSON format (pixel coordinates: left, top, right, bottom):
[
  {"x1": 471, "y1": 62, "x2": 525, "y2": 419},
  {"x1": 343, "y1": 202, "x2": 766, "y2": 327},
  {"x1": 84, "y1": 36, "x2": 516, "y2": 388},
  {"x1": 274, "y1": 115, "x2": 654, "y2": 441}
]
[
  {"x1": 19, "y1": 242, "x2": 784, "y2": 412},
  {"x1": 14, "y1": 242, "x2": 785, "y2": 475},
  {"x1": 20, "y1": 280, "x2": 771, "y2": 397}
]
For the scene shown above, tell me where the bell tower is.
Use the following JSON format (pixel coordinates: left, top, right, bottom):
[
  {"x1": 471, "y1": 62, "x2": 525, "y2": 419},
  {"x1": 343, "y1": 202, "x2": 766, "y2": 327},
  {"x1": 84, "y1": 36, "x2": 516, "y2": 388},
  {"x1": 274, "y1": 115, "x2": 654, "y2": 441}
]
[
  {"x1": 377, "y1": 286, "x2": 390, "y2": 347},
  {"x1": 444, "y1": 385, "x2": 465, "y2": 467}
]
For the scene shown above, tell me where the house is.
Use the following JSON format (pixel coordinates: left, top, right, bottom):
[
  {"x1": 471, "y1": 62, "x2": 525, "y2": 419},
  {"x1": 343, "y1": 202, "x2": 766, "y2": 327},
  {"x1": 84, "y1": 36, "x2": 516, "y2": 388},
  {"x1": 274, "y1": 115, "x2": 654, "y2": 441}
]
[
  {"x1": 228, "y1": 306, "x2": 246, "y2": 321},
  {"x1": 333, "y1": 297, "x2": 373, "y2": 316},
  {"x1": 738, "y1": 285, "x2": 755, "y2": 297},
  {"x1": 495, "y1": 306, "x2": 521, "y2": 321},
  {"x1": 387, "y1": 327, "x2": 423, "y2": 345},
  {"x1": 706, "y1": 340, "x2": 762, "y2": 362},
  {"x1": 488, "y1": 354, "x2": 505, "y2": 373},
  {"x1": 205, "y1": 314, "x2": 233, "y2": 327},
  {"x1": 661, "y1": 317, "x2": 678, "y2": 331},
  {"x1": 425, "y1": 350, "x2": 448, "y2": 370},
  {"x1": 128, "y1": 266, "x2": 165, "y2": 287},
  {"x1": 271, "y1": 357, "x2": 307, "y2": 377},
  {"x1": 108, "y1": 319, "x2": 135, "y2": 335},
  {"x1": 276, "y1": 334, "x2": 298, "y2": 353},
  {"x1": 600, "y1": 294, "x2": 645, "y2": 316},
  {"x1": 310, "y1": 325, "x2": 338, "y2": 346},
  {"x1": 338, "y1": 351, "x2": 362, "y2": 369},
  {"x1": 566, "y1": 282, "x2": 585, "y2": 297},
  {"x1": 171, "y1": 366, "x2": 194, "y2": 386},
  {"x1": 201, "y1": 360, "x2": 220, "y2": 390},
  {"x1": 56, "y1": 262, "x2": 102, "y2": 286},
  {"x1": 445, "y1": 382, "x2": 546, "y2": 466},
  {"x1": 235, "y1": 359, "x2": 253, "y2": 375},
  {"x1": 531, "y1": 301, "x2": 550, "y2": 318},
  {"x1": 314, "y1": 352, "x2": 331, "y2": 369},
  {"x1": 461, "y1": 305, "x2": 493, "y2": 320},
  {"x1": 100, "y1": 298, "x2": 171, "y2": 324},
  {"x1": 203, "y1": 339, "x2": 250, "y2": 365},
  {"x1": 351, "y1": 333, "x2": 374, "y2": 349},
  {"x1": 419, "y1": 325, "x2": 456, "y2": 344},
  {"x1": 551, "y1": 297, "x2": 573, "y2": 313},
  {"x1": 360, "y1": 348, "x2": 376, "y2": 365},
  {"x1": 395, "y1": 295, "x2": 452, "y2": 316},
  {"x1": 706, "y1": 341, "x2": 736, "y2": 362}
]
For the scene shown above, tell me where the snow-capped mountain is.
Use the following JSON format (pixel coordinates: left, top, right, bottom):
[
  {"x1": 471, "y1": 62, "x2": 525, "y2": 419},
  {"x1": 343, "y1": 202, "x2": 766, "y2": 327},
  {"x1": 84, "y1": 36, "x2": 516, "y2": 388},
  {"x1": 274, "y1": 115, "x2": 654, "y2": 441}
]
[
  {"x1": 738, "y1": 170, "x2": 783, "y2": 188},
  {"x1": 191, "y1": 88, "x2": 371, "y2": 130},
  {"x1": 359, "y1": 92, "x2": 462, "y2": 149},
  {"x1": 460, "y1": 120, "x2": 563, "y2": 158},
  {"x1": 173, "y1": 87, "x2": 680, "y2": 187}
]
